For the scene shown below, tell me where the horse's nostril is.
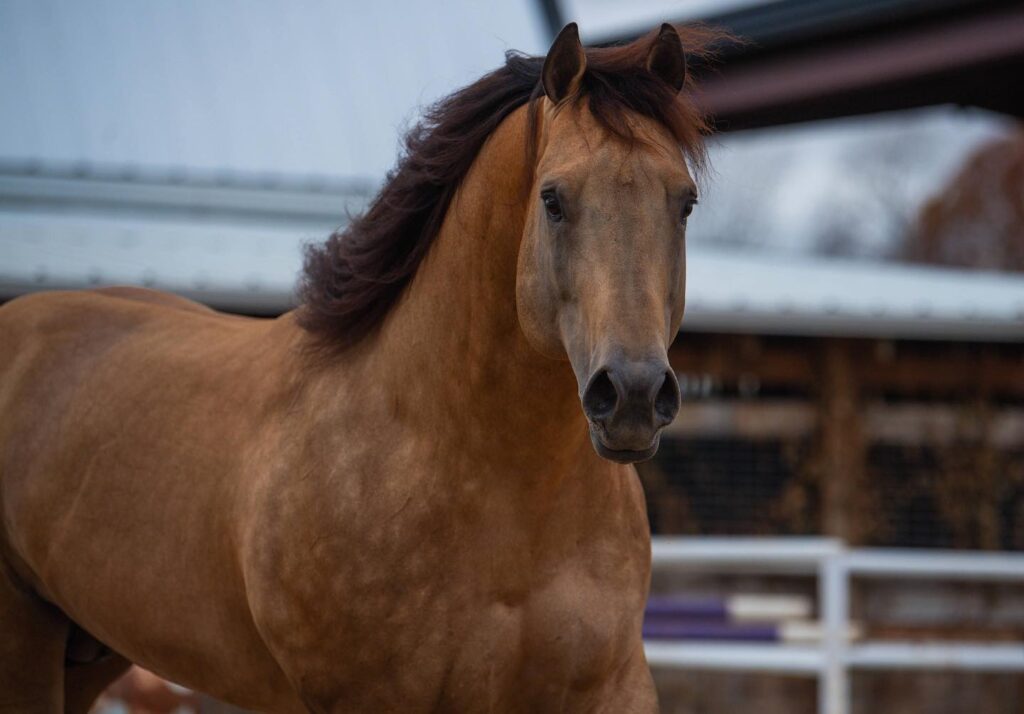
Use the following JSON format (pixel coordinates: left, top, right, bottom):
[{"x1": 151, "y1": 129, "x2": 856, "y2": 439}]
[
  {"x1": 583, "y1": 369, "x2": 618, "y2": 421},
  {"x1": 654, "y1": 369, "x2": 681, "y2": 423}
]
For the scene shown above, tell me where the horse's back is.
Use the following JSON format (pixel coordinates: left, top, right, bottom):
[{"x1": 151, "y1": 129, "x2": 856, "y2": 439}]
[
  {"x1": 0, "y1": 286, "x2": 249, "y2": 379},
  {"x1": 0, "y1": 286, "x2": 233, "y2": 348},
  {"x1": 89, "y1": 285, "x2": 218, "y2": 313}
]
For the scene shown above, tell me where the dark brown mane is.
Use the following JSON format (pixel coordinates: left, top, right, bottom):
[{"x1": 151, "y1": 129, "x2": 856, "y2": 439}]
[{"x1": 298, "y1": 25, "x2": 724, "y2": 350}]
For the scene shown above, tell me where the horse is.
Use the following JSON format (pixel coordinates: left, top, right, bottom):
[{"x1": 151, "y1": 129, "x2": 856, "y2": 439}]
[{"x1": 0, "y1": 22, "x2": 716, "y2": 713}]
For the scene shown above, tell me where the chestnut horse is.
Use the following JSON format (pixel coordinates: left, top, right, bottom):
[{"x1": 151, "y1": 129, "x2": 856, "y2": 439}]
[{"x1": 0, "y1": 23, "x2": 714, "y2": 713}]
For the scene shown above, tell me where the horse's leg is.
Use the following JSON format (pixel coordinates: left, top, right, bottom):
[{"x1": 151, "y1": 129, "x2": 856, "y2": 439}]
[
  {"x1": 63, "y1": 654, "x2": 132, "y2": 714},
  {"x1": 0, "y1": 569, "x2": 67, "y2": 713}
]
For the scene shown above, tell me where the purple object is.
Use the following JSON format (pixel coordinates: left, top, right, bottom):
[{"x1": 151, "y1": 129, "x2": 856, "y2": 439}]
[
  {"x1": 644, "y1": 596, "x2": 728, "y2": 620},
  {"x1": 642, "y1": 619, "x2": 779, "y2": 642}
]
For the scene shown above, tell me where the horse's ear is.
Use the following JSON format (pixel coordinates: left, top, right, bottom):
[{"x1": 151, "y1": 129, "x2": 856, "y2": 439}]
[
  {"x1": 645, "y1": 23, "x2": 687, "y2": 92},
  {"x1": 542, "y1": 23, "x2": 586, "y2": 104}
]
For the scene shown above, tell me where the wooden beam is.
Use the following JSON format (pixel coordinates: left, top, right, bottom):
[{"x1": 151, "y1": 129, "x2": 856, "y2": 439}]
[
  {"x1": 666, "y1": 399, "x2": 1024, "y2": 447},
  {"x1": 667, "y1": 401, "x2": 816, "y2": 439},
  {"x1": 670, "y1": 334, "x2": 814, "y2": 388},
  {"x1": 696, "y1": 3, "x2": 1024, "y2": 130},
  {"x1": 670, "y1": 333, "x2": 1024, "y2": 398},
  {"x1": 819, "y1": 340, "x2": 867, "y2": 544}
]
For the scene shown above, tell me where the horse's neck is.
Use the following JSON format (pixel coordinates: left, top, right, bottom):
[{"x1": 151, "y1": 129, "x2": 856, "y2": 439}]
[{"x1": 365, "y1": 106, "x2": 589, "y2": 478}]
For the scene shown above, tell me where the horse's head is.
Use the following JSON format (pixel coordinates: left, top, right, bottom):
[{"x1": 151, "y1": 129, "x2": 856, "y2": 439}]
[{"x1": 517, "y1": 24, "x2": 698, "y2": 464}]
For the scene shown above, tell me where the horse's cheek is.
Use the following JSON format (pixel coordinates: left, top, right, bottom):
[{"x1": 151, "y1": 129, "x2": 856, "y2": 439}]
[{"x1": 515, "y1": 238, "x2": 564, "y2": 359}]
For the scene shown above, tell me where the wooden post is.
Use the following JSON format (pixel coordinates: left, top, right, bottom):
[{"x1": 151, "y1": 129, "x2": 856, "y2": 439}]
[{"x1": 819, "y1": 339, "x2": 866, "y2": 544}]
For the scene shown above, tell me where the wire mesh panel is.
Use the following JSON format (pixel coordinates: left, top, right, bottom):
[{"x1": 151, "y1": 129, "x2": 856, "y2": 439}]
[
  {"x1": 640, "y1": 435, "x2": 817, "y2": 536},
  {"x1": 867, "y1": 443, "x2": 1024, "y2": 550}
]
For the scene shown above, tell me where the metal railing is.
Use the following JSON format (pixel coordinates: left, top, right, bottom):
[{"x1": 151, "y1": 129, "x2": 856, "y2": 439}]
[{"x1": 644, "y1": 537, "x2": 1024, "y2": 714}]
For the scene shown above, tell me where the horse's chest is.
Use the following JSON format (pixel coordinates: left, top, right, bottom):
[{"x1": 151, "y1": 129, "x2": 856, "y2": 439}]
[
  {"x1": 250, "y1": 459, "x2": 650, "y2": 710},
  {"x1": 438, "y1": 569, "x2": 642, "y2": 710},
  {"x1": 517, "y1": 569, "x2": 639, "y2": 676},
  {"x1": 262, "y1": 556, "x2": 643, "y2": 712}
]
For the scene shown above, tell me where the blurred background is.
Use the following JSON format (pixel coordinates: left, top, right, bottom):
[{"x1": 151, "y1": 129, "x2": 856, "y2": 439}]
[{"x1": 1, "y1": 1, "x2": 1023, "y2": 712}]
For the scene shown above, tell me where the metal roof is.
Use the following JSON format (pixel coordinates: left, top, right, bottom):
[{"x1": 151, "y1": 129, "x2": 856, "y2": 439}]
[
  {"x1": 683, "y1": 248, "x2": 1024, "y2": 341},
  {"x1": 0, "y1": 0, "x2": 548, "y2": 185},
  {"x1": 2, "y1": 173, "x2": 1022, "y2": 341}
]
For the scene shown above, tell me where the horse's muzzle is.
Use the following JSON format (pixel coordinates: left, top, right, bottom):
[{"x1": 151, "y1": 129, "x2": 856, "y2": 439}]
[{"x1": 581, "y1": 358, "x2": 680, "y2": 463}]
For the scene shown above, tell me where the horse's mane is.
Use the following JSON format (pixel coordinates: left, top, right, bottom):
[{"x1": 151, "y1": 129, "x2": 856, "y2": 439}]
[{"x1": 298, "y1": 25, "x2": 724, "y2": 350}]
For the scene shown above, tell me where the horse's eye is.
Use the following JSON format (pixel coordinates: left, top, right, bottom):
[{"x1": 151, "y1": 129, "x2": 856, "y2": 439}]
[
  {"x1": 681, "y1": 198, "x2": 698, "y2": 223},
  {"x1": 541, "y1": 190, "x2": 563, "y2": 222}
]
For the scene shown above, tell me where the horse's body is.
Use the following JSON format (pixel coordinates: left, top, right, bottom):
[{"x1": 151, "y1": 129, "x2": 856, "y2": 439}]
[{"x1": 0, "y1": 23, "x2": 713, "y2": 713}]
